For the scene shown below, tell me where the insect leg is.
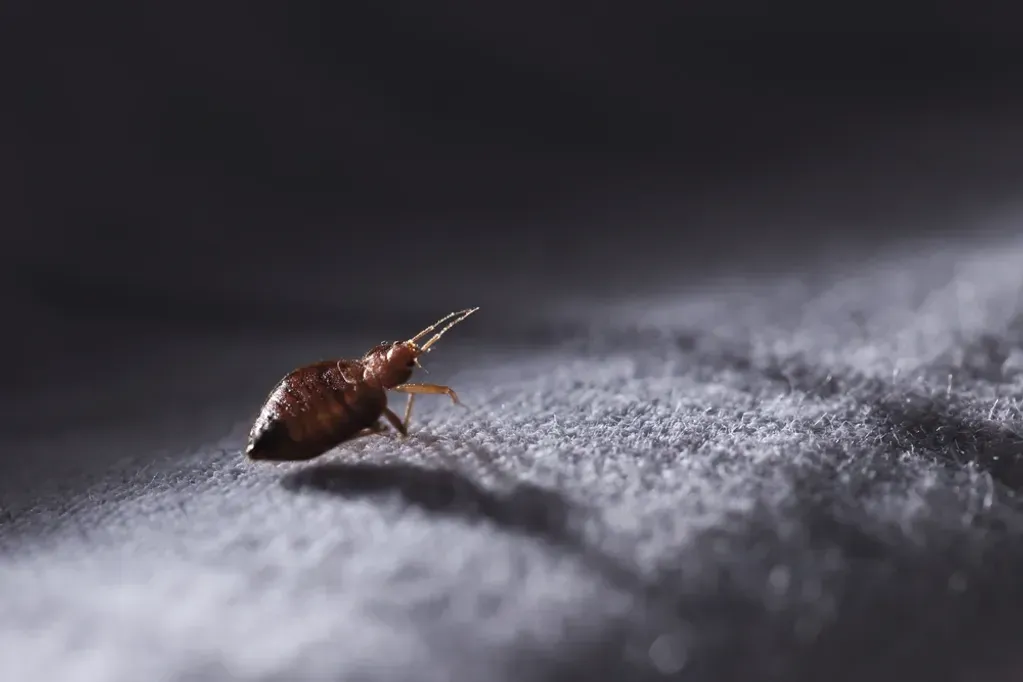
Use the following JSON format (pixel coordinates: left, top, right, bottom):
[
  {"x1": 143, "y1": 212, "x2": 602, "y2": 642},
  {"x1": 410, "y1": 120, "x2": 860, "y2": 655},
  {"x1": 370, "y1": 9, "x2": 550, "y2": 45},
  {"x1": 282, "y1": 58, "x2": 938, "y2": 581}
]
[
  {"x1": 381, "y1": 407, "x2": 409, "y2": 438},
  {"x1": 402, "y1": 393, "x2": 416, "y2": 429},
  {"x1": 350, "y1": 421, "x2": 389, "y2": 441},
  {"x1": 391, "y1": 383, "x2": 462, "y2": 406}
]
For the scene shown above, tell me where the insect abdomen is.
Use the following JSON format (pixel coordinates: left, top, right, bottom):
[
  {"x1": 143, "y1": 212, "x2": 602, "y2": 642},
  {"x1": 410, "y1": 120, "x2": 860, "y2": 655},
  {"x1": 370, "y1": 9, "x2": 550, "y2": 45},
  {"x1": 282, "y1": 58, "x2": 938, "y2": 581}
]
[{"x1": 245, "y1": 362, "x2": 385, "y2": 461}]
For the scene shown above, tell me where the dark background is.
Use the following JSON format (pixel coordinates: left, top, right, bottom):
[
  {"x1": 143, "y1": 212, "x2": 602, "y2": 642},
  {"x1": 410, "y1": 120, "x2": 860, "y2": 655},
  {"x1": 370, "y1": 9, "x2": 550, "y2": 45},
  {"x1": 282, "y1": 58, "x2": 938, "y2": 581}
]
[
  {"x1": 4, "y1": 5, "x2": 1023, "y2": 681},
  {"x1": 3, "y1": 3, "x2": 1023, "y2": 435}
]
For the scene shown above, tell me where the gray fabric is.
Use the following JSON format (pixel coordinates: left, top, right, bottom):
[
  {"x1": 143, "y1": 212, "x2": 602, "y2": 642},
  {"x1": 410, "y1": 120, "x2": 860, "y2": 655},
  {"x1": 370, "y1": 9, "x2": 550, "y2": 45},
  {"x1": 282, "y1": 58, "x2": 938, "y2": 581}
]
[{"x1": 4, "y1": 231, "x2": 1023, "y2": 682}]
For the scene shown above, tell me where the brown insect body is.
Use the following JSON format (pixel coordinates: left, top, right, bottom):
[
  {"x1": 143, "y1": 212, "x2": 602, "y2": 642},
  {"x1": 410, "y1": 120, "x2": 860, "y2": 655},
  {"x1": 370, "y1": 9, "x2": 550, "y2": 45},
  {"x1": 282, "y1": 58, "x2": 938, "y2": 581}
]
[{"x1": 245, "y1": 308, "x2": 478, "y2": 462}]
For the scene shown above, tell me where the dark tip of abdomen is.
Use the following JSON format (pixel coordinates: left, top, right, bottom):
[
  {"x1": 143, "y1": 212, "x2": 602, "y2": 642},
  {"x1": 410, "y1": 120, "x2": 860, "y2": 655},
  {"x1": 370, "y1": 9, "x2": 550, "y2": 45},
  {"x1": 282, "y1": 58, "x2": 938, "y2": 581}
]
[
  {"x1": 244, "y1": 425, "x2": 286, "y2": 461},
  {"x1": 244, "y1": 423, "x2": 325, "y2": 462},
  {"x1": 244, "y1": 440, "x2": 265, "y2": 459}
]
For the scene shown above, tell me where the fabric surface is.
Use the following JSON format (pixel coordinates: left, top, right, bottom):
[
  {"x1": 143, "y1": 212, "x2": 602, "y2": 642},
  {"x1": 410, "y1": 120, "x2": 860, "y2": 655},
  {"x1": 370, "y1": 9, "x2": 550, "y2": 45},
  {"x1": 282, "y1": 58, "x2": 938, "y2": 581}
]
[{"x1": 4, "y1": 228, "x2": 1023, "y2": 682}]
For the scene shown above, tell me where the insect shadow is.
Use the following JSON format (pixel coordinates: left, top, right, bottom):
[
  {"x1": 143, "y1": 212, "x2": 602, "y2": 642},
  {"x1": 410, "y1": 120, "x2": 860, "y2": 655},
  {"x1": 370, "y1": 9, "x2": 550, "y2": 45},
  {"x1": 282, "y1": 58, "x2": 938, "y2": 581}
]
[
  {"x1": 278, "y1": 458, "x2": 689, "y2": 681},
  {"x1": 276, "y1": 449, "x2": 660, "y2": 604},
  {"x1": 279, "y1": 460, "x2": 577, "y2": 544}
]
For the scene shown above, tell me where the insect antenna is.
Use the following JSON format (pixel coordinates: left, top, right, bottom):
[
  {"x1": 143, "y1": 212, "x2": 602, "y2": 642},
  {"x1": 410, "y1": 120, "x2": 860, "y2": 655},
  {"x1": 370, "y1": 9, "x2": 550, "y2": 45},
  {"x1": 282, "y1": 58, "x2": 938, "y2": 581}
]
[
  {"x1": 412, "y1": 307, "x2": 479, "y2": 353},
  {"x1": 408, "y1": 309, "x2": 466, "y2": 345}
]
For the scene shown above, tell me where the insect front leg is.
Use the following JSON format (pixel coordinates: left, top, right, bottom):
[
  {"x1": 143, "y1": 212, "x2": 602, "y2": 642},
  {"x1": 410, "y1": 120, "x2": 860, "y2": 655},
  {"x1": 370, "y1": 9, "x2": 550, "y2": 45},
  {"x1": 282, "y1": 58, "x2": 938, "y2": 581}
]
[
  {"x1": 402, "y1": 394, "x2": 415, "y2": 429},
  {"x1": 392, "y1": 383, "x2": 461, "y2": 404},
  {"x1": 391, "y1": 383, "x2": 463, "y2": 428}
]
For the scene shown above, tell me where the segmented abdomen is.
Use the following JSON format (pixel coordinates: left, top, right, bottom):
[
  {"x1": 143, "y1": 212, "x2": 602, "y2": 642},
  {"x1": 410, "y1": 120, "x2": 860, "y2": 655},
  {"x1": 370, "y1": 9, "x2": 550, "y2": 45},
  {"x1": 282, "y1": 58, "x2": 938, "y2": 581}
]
[{"x1": 245, "y1": 360, "x2": 386, "y2": 461}]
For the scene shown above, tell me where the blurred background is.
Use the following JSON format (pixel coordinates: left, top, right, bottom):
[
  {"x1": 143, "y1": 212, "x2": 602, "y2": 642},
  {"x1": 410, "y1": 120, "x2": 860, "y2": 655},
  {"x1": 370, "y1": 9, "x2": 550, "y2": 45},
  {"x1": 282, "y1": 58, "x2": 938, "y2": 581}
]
[{"x1": 3, "y1": 3, "x2": 1023, "y2": 452}]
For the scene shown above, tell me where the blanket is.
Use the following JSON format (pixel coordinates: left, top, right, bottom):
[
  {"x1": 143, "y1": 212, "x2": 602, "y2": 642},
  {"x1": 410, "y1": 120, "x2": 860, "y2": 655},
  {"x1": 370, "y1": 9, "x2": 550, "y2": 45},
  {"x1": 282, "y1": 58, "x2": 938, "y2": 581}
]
[{"x1": 3, "y1": 227, "x2": 1023, "y2": 682}]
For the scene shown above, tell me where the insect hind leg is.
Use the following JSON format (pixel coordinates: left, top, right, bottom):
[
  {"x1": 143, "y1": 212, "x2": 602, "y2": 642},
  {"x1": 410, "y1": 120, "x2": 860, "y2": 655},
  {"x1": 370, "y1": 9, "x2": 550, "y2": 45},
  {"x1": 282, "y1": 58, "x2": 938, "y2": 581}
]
[
  {"x1": 351, "y1": 421, "x2": 390, "y2": 441},
  {"x1": 381, "y1": 407, "x2": 410, "y2": 438}
]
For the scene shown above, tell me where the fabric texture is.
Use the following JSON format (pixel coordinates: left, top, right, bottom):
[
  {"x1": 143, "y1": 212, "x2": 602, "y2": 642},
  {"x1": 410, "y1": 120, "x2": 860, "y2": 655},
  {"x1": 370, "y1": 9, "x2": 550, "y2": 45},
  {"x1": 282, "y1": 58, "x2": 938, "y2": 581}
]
[{"x1": 4, "y1": 229, "x2": 1023, "y2": 682}]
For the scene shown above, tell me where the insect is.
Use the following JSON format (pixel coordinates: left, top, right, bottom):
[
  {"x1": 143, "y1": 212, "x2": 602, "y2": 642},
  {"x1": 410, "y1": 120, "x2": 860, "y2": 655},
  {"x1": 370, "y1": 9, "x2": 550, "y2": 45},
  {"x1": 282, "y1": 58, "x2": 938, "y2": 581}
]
[{"x1": 244, "y1": 307, "x2": 479, "y2": 462}]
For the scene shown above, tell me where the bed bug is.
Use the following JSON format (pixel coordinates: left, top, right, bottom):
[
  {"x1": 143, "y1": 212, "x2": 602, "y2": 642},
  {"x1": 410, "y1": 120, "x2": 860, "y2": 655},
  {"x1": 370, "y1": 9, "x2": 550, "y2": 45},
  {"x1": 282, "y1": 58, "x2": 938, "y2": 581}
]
[{"x1": 244, "y1": 307, "x2": 479, "y2": 462}]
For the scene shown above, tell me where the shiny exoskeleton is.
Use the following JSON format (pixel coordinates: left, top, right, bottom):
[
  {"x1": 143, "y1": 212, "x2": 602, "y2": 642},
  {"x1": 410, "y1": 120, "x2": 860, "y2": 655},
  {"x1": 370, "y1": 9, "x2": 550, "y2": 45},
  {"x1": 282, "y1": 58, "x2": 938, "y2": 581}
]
[{"x1": 245, "y1": 308, "x2": 478, "y2": 461}]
